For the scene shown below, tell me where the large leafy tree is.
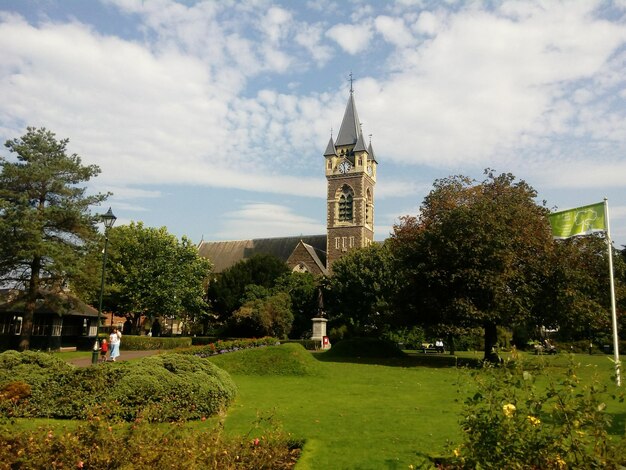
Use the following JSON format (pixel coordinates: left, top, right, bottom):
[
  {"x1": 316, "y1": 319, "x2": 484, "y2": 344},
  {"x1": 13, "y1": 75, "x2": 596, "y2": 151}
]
[
  {"x1": 206, "y1": 253, "x2": 289, "y2": 324},
  {"x1": 323, "y1": 242, "x2": 400, "y2": 337},
  {"x1": 392, "y1": 171, "x2": 554, "y2": 361},
  {"x1": 104, "y1": 222, "x2": 212, "y2": 332},
  {"x1": 273, "y1": 272, "x2": 319, "y2": 338},
  {"x1": 0, "y1": 127, "x2": 108, "y2": 350},
  {"x1": 539, "y1": 236, "x2": 626, "y2": 342}
]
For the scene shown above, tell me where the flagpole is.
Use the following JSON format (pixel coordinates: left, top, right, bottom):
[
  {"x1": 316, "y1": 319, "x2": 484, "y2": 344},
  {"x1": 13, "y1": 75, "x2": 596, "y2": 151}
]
[{"x1": 604, "y1": 198, "x2": 621, "y2": 387}]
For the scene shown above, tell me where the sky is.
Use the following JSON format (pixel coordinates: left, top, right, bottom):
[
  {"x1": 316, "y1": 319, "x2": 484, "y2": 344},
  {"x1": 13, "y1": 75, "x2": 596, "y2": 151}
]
[{"x1": 1, "y1": 0, "x2": 626, "y2": 248}]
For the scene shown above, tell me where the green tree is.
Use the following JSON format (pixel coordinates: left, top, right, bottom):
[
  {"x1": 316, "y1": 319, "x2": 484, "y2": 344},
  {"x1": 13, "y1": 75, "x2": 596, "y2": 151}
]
[
  {"x1": 104, "y1": 222, "x2": 212, "y2": 332},
  {"x1": 392, "y1": 171, "x2": 554, "y2": 361},
  {"x1": 273, "y1": 272, "x2": 319, "y2": 338},
  {"x1": 230, "y1": 291, "x2": 293, "y2": 338},
  {"x1": 206, "y1": 253, "x2": 289, "y2": 323},
  {"x1": 324, "y1": 242, "x2": 400, "y2": 337},
  {"x1": 0, "y1": 127, "x2": 108, "y2": 350},
  {"x1": 537, "y1": 236, "x2": 626, "y2": 342}
]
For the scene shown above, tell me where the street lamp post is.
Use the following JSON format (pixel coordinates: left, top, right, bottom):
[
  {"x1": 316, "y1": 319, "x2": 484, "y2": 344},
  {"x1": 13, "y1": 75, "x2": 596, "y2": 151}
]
[{"x1": 91, "y1": 207, "x2": 117, "y2": 365}]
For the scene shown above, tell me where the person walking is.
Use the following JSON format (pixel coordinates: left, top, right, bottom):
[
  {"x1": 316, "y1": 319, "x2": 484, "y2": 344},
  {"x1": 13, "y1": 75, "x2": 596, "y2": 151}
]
[
  {"x1": 99, "y1": 338, "x2": 109, "y2": 362},
  {"x1": 109, "y1": 327, "x2": 122, "y2": 361}
]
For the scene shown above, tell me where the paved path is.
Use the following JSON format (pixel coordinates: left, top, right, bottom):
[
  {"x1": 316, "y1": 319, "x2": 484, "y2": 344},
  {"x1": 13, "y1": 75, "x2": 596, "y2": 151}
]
[{"x1": 68, "y1": 349, "x2": 163, "y2": 367}]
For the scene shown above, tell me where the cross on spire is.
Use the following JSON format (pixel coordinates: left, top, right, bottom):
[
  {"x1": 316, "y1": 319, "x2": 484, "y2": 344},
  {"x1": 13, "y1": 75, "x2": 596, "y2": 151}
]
[{"x1": 349, "y1": 72, "x2": 354, "y2": 94}]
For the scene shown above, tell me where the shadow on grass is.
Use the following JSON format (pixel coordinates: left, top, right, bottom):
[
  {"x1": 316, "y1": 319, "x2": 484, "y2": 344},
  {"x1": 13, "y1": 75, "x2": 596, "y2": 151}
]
[
  {"x1": 312, "y1": 351, "x2": 483, "y2": 369},
  {"x1": 609, "y1": 412, "x2": 626, "y2": 437}
]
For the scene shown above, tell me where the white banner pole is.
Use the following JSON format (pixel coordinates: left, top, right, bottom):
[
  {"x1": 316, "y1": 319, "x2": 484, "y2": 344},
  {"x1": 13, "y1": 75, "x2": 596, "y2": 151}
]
[{"x1": 605, "y1": 198, "x2": 621, "y2": 387}]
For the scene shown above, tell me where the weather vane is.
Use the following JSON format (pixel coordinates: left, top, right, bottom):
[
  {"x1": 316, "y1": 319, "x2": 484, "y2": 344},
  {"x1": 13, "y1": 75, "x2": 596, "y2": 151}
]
[{"x1": 349, "y1": 72, "x2": 354, "y2": 93}]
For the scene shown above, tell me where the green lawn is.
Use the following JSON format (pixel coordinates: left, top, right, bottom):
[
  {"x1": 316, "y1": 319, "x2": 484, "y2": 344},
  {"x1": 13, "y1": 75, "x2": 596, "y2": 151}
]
[
  {"x1": 18, "y1": 346, "x2": 626, "y2": 469},
  {"x1": 213, "y1": 349, "x2": 625, "y2": 469}
]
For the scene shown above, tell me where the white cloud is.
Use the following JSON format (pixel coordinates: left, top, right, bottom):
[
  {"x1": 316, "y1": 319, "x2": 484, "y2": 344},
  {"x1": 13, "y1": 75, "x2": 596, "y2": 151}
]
[
  {"x1": 359, "y1": 2, "x2": 626, "y2": 170},
  {"x1": 214, "y1": 202, "x2": 325, "y2": 239},
  {"x1": 326, "y1": 22, "x2": 372, "y2": 54},
  {"x1": 375, "y1": 15, "x2": 415, "y2": 47}
]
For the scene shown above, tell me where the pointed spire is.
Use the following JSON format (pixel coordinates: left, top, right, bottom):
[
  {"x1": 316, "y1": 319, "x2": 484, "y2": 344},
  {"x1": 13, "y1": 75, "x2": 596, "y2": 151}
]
[
  {"x1": 324, "y1": 136, "x2": 337, "y2": 157},
  {"x1": 354, "y1": 131, "x2": 368, "y2": 153},
  {"x1": 335, "y1": 92, "x2": 362, "y2": 147},
  {"x1": 368, "y1": 141, "x2": 378, "y2": 163}
]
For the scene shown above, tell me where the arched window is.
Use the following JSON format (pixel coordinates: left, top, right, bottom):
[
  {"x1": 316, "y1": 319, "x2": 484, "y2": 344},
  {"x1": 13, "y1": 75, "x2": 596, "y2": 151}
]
[
  {"x1": 366, "y1": 188, "x2": 373, "y2": 225},
  {"x1": 338, "y1": 185, "x2": 354, "y2": 222}
]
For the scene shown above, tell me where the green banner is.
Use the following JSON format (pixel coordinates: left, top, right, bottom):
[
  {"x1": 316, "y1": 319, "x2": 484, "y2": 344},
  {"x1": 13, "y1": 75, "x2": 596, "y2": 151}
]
[{"x1": 548, "y1": 202, "x2": 606, "y2": 239}]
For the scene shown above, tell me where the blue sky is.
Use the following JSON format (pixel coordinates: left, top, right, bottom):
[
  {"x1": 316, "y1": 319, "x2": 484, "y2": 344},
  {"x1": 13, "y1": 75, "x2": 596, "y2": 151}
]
[{"x1": 2, "y1": 0, "x2": 626, "y2": 248}]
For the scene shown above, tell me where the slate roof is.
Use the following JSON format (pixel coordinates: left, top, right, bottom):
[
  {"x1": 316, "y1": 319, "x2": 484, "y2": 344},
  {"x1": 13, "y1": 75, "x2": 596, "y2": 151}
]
[
  {"x1": 335, "y1": 92, "x2": 362, "y2": 147},
  {"x1": 198, "y1": 235, "x2": 327, "y2": 273}
]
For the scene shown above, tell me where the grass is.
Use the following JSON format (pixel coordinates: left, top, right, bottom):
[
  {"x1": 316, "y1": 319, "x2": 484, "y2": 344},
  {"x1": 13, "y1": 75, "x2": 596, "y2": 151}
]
[
  {"x1": 208, "y1": 345, "x2": 626, "y2": 469},
  {"x1": 9, "y1": 345, "x2": 626, "y2": 469}
]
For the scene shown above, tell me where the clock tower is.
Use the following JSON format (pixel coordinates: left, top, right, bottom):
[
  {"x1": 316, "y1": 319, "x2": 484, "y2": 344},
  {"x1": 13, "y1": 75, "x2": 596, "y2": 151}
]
[{"x1": 324, "y1": 89, "x2": 377, "y2": 270}]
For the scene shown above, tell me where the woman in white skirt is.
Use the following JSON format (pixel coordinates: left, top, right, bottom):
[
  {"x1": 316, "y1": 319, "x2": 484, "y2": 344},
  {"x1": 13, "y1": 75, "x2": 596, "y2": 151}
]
[{"x1": 109, "y1": 327, "x2": 122, "y2": 361}]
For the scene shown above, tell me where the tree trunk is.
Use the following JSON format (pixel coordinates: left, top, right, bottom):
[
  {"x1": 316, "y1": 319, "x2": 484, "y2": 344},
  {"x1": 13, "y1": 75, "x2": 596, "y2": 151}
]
[
  {"x1": 19, "y1": 256, "x2": 41, "y2": 351},
  {"x1": 483, "y1": 321, "x2": 499, "y2": 363}
]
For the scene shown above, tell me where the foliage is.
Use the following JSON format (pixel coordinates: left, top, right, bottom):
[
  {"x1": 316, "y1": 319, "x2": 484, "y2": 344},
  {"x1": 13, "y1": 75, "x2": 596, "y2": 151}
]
[
  {"x1": 178, "y1": 336, "x2": 279, "y2": 358},
  {"x1": 391, "y1": 170, "x2": 554, "y2": 361},
  {"x1": 323, "y1": 242, "x2": 400, "y2": 337},
  {"x1": 448, "y1": 354, "x2": 626, "y2": 469},
  {"x1": 273, "y1": 272, "x2": 319, "y2": 338},
  {"x1": 0, "y1": 350, "x2": 236, "y2": 422},
  {"x1": 0, "y1": 412, "x2": 301, "y2": 469},
  {"x1": 539, "y1": 236, "x2": 626, "y2": 342},
  {"x1": 207, "y1": 254, "x2": 289, "y2": 325},
  {"x1": 231, "y1": 292, "x2": 293, "y2": 338},
  {"x1": 105, "y1": 222, "x2": 212, "y2": 333},
  {"x1": 206, "y1": 343, "x2": 323, "y2": 376},
  {"x1": 381, "y1": 326, "x2": 426, "y2": 349},
  {"x1": 120, "y1": 335, "x2": 192, "y2": 350},
  {"x1": 0, "y1": 127, "x2": 108, "y2": 350},
  {"x1": 321, "y1": 337, "x2": 406, "y2": 358}
]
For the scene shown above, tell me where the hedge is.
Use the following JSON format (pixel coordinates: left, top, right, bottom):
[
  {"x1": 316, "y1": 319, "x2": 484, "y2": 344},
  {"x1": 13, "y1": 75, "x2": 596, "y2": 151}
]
[
  {"x1": 119, "y1": 335, "x2": 192, "y2": 350},
  {"x1": 0, "y1": 350, "x2": 236, "y2": 422}
]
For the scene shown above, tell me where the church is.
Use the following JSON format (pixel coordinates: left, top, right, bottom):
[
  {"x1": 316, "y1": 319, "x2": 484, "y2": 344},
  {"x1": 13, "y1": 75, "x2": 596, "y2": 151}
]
[{"x1": 198, "y1": 88, "x2": 378, "y2": 276}]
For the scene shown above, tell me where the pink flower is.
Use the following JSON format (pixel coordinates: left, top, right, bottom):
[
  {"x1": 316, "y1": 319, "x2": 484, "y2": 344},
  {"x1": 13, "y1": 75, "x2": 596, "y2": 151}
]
[{"x1": 253, "y1": 438, "x2": 260, "y2": 446}]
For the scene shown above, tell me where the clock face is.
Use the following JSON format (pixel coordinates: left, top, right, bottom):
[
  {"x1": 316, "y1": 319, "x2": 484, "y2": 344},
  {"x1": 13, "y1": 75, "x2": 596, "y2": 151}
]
[
  {"x1": 338, "y1": 161, "x2": 351, "y2": 174},
  {"x1": 367, "y1": 164, "x2": 373, "y2": 175}
]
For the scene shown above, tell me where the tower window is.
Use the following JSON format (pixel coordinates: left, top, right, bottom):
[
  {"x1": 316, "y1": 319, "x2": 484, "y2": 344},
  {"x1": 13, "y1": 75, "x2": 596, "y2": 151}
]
[{"x1": 338, "y1": 186, "x2": 354, "y2": 222}]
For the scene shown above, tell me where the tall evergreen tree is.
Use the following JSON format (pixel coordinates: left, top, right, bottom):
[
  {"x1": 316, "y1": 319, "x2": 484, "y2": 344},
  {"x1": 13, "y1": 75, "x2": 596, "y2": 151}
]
[{"x1": 0, "y1": 127, "x2": 108, "y2": 350}]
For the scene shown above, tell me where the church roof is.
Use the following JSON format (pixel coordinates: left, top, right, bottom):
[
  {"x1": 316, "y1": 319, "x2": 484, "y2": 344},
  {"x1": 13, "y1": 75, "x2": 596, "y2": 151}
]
[
  {"x1": 298, "y1": 241, "x2": 329, "y2": 276},
  {"x1": 335, "y1": 92, "x2": 363, "y2": 147},
  {"x1": 198, "y1": 235, "x2": 327, "y2": 273}
]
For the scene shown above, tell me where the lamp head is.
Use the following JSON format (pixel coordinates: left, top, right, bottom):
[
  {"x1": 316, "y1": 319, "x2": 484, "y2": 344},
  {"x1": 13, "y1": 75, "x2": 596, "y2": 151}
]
[{"x1": 101, "y1": 207, "x2": 117, "y2": 229}]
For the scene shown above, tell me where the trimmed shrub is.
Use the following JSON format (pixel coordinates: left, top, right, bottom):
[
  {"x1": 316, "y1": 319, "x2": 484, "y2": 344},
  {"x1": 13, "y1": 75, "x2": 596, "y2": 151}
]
[
  {"x1": 179, "y1": 337, "x2": 279, "y2": 358},
  {"x1": 120, "y1": 335, "x2": 192, "y2": 351},
  {"x1": 281, "y1": 339, "x2": 318, "y2": 350},
  {"x1": 321, "y1": 337, "x2": 406, "y2": 358},
  {"x1": 0, "y1": 351, "x2": 236, "y2": 422},
  {"x1": 109, "y1": 354, "x2": 237, "y2": 421},
  {"x1": 208, "y1": 343, "x2": 322, "y2": 376}
]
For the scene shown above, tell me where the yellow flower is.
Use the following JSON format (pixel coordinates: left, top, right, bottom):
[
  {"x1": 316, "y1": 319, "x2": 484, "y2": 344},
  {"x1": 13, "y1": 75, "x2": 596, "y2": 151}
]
[
  {"x1": 555, "y1": 455, "x2": 566, "y2": 469},
  {"x1": 453, "y1": 448, "x2": 461, "y2": 458},
  {"x1": 502, "y1": 403, "x2": 516, "y2": 418},
  {"x1": 527, "y1": 415, "x2": 541, "y2": 426}
]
